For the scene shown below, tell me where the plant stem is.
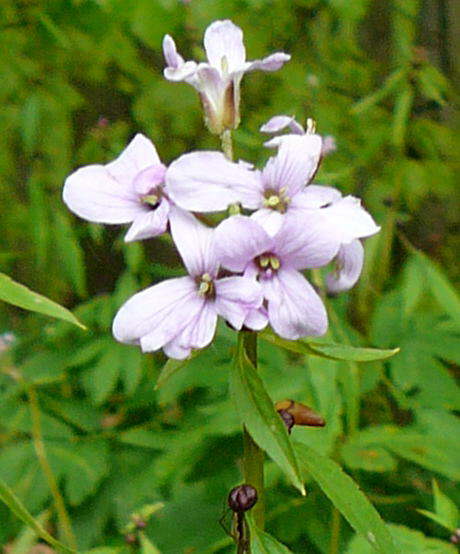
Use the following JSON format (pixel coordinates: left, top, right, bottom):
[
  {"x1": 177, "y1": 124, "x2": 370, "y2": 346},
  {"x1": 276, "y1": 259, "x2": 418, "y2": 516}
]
[
  {"x1": 328, "y1": 508, "x2": 341, "y2": 554},
  {"x1": 241, "y1": 331, "x2": 265, "y2": 530},
  {"x1": 221, "y1": 129, "x2": 233, "y2": 161},
  {"x1": 27, "y1": 386, "x2": 77, "y2": 550}
]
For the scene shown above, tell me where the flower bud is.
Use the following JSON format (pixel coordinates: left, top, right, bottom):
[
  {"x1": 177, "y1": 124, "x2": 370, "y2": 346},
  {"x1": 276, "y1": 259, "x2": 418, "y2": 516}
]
[
  {"x1": 450, "y1": 529, "x2": 460, "y2": 544},
  {"x1": 275, "y1": 399, "x2": 325, "y2": 427},
  {"x1": 277, "y1": 409, "x2": 295, "y2": 433},
  {"x1": 228, "y1": 484, "x2": 258, "y2": 513}
]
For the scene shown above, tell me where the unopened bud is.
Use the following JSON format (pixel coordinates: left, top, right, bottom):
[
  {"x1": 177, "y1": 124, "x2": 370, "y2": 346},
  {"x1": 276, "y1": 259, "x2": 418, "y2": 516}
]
[
  {"x1": 228, "y1": 484, "x2": 258, "y2": 513},
  {"x1": 125, "y1": 533, "x2": 138, "y2": 545},
  {"x1": 275, "y1": 400, "x2": 325, "y2": 427},
  {"x1": 278, "y1": 409, "x2": 295, "y2": 433}
]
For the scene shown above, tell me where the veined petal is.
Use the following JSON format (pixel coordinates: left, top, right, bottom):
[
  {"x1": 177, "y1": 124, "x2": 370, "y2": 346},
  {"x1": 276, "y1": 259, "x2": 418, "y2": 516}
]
[
  {"x1": 163, "y1": 339, "x2": 191, "y2": 360},
  {"x1": 246, "y1": 52, "x2": 291, "y2": 72},
  {"x1": 260, "y1": 115, "x2": 304, "y2": 135},
  {"x1": 250, "y1": 208, "x2": 284, "y2": 237},
  {"x1": 261, "y1": 134, "x2": 323, "y2": 197},
  {"x1": 166, "y1": 151, "x2": 263, "y2": 211},
  {"x1": 133, "y1": 164, "x2": 167, "y2": 196},
  {"x1": 290, "y1": 184, "x2": 342, "y2": 210},
  {"x1": 124, "y1": 198, "x2": 170, "y2": 242},
  {"x1": 169, "y1": 207, "x2": 217, "y2": 277},
  {"x1": 106, "y1": 134, "x2": 161, "y2": 184},
  {"x1": 263, "y1": 269, "x2": 328, "y2": 339},
  {"x1": 274, "y1": 212, "x2": 339, "y2": 270},
  {"x1": 244, "y1": 307, "x2": 269, "y2": 331},
  {"x1": 164, "y1": 61, "x2": 199, "y2": 82},
  {"x1": 297, "y1": 193, "x2": 380, "y2": 244},
  {"x1": 215, "y1": 276, "x2": 263, "y2": 330},
  {"x1": 63, "y1": 165, "x2": 145, "y2": 224},
  {"x1": 326, "y1": 240, "x2": 364, "y2": 293},
  {"x1": 204, "y1": 20, "x2": 246, "y2": 74},
  {"x1": 163, "y1": 34, "x2": 185, "y2": 68},
  {"x1": 173, "y1": 301, "x2": 218, "y2": 350},
  {"x1": 112, "y1": 276, "x2": 203, "y2": 350},
  {"x1": 214, "y1": 215, "x2": 273, "y2": 272}
]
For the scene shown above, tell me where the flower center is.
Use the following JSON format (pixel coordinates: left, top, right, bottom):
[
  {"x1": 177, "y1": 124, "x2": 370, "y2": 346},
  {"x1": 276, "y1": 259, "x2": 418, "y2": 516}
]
[
  {"x1": 141, "y1": 186, "x2": 162, "y2": 208},
  {"x1": 263, "y1": 187, "x2": 290, "y2": 213},
  {"x1": 197, "y1": 273, "x2": 215, "y2": 299},
  {"x1": 255, "y1": 254, "x2": 281, "y2": 274}
]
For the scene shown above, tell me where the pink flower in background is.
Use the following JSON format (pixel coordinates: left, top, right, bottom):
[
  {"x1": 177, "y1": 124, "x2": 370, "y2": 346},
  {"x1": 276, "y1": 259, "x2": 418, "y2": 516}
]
[
  {"x1": 63, "y1": 134, "x2": 171, "y2": 242},
  {"x1": 163, "y1": 20, "x2": 290, "y2": 133},
  {"x1": 215, "y1": 214, "x2": 338, "y2": 339},
  {"x1": 113, "y1": 208, "x2": 263, "y2": 359}
]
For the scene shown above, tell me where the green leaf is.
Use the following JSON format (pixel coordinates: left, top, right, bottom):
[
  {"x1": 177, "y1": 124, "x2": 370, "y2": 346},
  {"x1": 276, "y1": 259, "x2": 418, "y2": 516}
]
[
  {"x1": 155, "y1": 349, "x2": 206, "y2": 390},
  {"x1": 392, "y1": 85, "x2": 414, "y2": 148},
  {"x1": 260, "y1": 330, "x2": 399, "y2": 362},
  {"x1": 351, "y1": 68, "x2": 407, "y2": 114},
  {"x1": 0, "y1": 273, "x2": 86, "y2": 329},
  {"x1": 248, "y1": 517, "x2": 293, "y2": 553},
  {"x1": 10, "y1": 510, "x2": 50, "y2": 554},
  {"x1": 0, "y1": 477, "x2": 75, "y2": 553},
  {"x1": 419, "y1": 480, "x2": 460, "y2": 531},
  {"x1": 139, "y1": 532, "x2": 161, "y2": 554},
  {"x1": 295, "y1": 443, "x2": 399, "y2": 553},
  {"x1": 230, "y1": 333, "x2": 305, "y2": 494},
  {"x1": 415, "y1": 252, "x2": 460, "y2": 328}
]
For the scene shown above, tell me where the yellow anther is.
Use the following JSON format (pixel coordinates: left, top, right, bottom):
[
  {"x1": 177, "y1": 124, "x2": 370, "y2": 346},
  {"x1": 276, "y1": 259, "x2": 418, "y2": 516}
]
[
  {"x1": 259, "y1": 256, "x2": 270, "y2": 268},
  {"x1": 270, "y1": 257, "x2": 280, "y2": 270},
  {"x1": 202, "y1": 273, "x2": 212, "y2": 282},
  {"x1": 141, "y1": 194, "x2": 158, "y2": 206},
  {"x1": 228, "y1": 203, "x2": 241, "y2": 216},
  {"x1": 266, "y1": 195, "x2": 280, "y2": 207},
  {"x1": 198, "y1": 281, "x2": 211, "y2": 296},
  {"x1": 306, "y1": 118, "x2": 316, "y2": 134}
]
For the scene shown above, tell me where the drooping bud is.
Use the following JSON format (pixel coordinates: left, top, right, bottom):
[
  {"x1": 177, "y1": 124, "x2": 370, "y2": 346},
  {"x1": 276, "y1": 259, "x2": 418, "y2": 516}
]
[
  {"x1": 228, "y1": 484, "x2": 258, "y2": 513},
  {"x1": 450, "y1": 529, "x2": 460, "y2": 545},
  {"x1": 275, "y1": 399, "x2": 326, "y2": 427},
  {"x1": 278, "y1": 409, "x2": 295, "y2": 433}
]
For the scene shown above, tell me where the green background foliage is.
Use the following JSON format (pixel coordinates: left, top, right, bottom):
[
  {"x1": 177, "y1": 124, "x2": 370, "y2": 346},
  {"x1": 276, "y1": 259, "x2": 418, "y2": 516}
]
[{"x1": 0, "y1": 0, "x2": 458, "y2": 552}]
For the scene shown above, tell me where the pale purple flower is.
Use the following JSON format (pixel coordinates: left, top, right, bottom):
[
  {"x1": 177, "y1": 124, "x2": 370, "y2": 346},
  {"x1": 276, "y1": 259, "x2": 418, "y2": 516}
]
[
  {"x1": 261, "y1": 115, "x2": 336, "y2": 155},
  {"x1": 215, "y1": 214, "x2": 339, "y2": 339},
  {"x1": 63, "y1": 134, "x2": 172, "y2": 242},
  {"x1": 163, "y1": 20, "x2": 290, "y2": 134},
  {"x1": 113, "y1": 208, "x2": 263, "y2": 359},
  {"x1": 326, "y1": 240, "x2": 364, "y2": 294}
]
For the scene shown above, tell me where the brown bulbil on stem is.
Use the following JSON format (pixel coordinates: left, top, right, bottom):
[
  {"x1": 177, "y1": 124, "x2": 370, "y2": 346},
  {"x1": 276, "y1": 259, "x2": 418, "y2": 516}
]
[
  {"x1": 275, "y1": 399, "x2": 326, "y2": 427},
  {"x1": 228, "y1": 484, "x2": 258, "y2": 513}
]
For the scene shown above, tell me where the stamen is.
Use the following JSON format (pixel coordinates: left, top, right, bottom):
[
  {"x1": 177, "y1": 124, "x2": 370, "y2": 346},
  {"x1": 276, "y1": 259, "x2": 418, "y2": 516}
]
[
  {"x1": 197, "y1": 273, "x2": 215, "y2": 298},
  {"x1": 265, "y1": 195, "x2": 280, "y2": 207},
  {"x1": 306, "y1": 118, "x2": 316, "y2": 134},
  {"x1": 221, "y1": 55, "x2": 229, "y2": 75},
  {"x1": 198, "y1": 281, "x2": 211, "y2": 295},
  {"x1": 270, "y1": 256, "x2": 280, "y2": 270},
  {"x1": 141, "y1": 194, "x2": 159, "y2": 206},
  {"x1": 259, "y1": 256, "x2": 270, "y2": 268}
]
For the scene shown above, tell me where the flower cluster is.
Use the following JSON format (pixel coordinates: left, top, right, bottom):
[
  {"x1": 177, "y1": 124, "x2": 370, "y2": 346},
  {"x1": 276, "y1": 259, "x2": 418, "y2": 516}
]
[{"x1": 63, "y1": 20, "x2": 379, "y2": 359}]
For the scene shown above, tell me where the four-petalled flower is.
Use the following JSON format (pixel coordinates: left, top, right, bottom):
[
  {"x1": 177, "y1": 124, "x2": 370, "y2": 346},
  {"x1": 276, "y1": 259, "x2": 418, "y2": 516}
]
[{"x1": 163, "y1": 20, "x2": 290, "y2": 134}]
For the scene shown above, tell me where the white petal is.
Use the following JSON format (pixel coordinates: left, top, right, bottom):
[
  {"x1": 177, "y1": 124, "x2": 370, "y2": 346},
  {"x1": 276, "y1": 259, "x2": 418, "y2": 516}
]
[
  {"x1": 173, "y1": 301, "x2": 218, "y2": 350},
  {"x1": 106, "y1": 134, "x2": 161, "y2": 184},
  {"x1": 263, "y1": 269, "x2": 328, "y2": 339},
  {"x1": 124, "y1": 198, "x2": 170, "y2": 242},
  {"x1": 163, "y1": 339, "x2": 191, "y2": 360},
  {"x1": 246, "y1": 52, "x2": 291, "y2": 72},
  {"x1": 244, "y1": 307, "x2": 269, "y2": 331},
  {"x1": 326, "y1": 240, "x2": 364, "y2": 293},
  {"x1": 169, "y1": 207, "x2": 217, "y2": 277},
  {"x1": 204, "y1": 20, "x2": 246, "y2": 73},
  {"x1": 261, "y1": 134, "x2": 323, "y2": 197},
  {"x1": 112, "y1": 276, "x2": 203, "y2": 351},
  {"x1": 214, "y1": 276, "x2": 263, "y2": 330},
  {"x1": 274, "y1": 212, "x2": 339, "y2": 269},
  {"x1": 290, "y1": 184, "x2": 342, "y2": 210},
  {"x1": 163, "y1": 34, "x2": 184, "y2": 68},
  {"x1": 260, "y1": 115, "x2": 304, "y2": 135},
  {"x1": 63, "y1": 165, "x2": 145, "y2": 224},
  {"x1": 250, "y1": 208, "x2": 284, "y2": 237},
  {"x1": 214, "y1": 216, "x2": 273, "y2": 272},
  {"x1": 166, "y1": 151, "x2": 263, "y2": 211}
]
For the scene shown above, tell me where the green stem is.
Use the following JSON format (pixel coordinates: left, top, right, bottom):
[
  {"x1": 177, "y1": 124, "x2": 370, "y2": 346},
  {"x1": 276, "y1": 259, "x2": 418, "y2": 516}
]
[
  {"x1": 221, "y1": 129, "x2": 233, "y2": 161},
  {"x1": 328, "y1": 508, "x2": 341, "y2": 554},
  {"x1": 27, "y1": 386, "x2": 77, "y2": 550},
  {"x1": 240, "y1": 331, "x2": 265, "y2": 530}
]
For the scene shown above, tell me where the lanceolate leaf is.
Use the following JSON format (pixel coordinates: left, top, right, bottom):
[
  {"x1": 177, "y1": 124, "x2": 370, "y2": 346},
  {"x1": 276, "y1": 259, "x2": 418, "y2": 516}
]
[
  {"x1": 260, "y1": 330, "x2": 399, "y2": 362},
  {"x1": 0, "y1": 477, "x2": 75, "y2": 554},
  {"x1": 230, "y1": 333, "x2": 305, "y2": 494},
  {"x1": 0, "y1": 273, "x2": 86, "y2": 329},
  {"x1": 248, "y1": 517, "x2": 293, "y2": 553},
  {"x1": 295, "y1": 443, "x2": 399, "y2": 553}
]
